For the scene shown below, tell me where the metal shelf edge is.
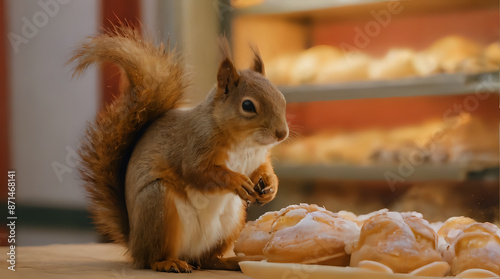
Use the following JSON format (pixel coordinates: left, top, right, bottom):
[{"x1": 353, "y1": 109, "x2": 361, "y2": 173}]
[
  {"x1": 280, "y1": 72, "x2": 500, "y2": 103},
  {"x1": 274, "y1": 164, "x2": 499, "y2": 181}
]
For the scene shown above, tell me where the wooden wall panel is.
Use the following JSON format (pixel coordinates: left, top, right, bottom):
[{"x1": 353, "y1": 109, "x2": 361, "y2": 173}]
[
  {"x1": 287, "y1": 8, "x2": 500, "y2": 133},
  {"x1": 0, "y1": 0, "x2": 9, "y2": 246},
  {"x1": 0, "y1": 0, "x2": 9, "y2": 197},
  {"x1": 313, "y1": 8, "x2": 499, "y2": 57},
  {"x1": 101, "y1": 0, "x2": 141, "y2": 107}
]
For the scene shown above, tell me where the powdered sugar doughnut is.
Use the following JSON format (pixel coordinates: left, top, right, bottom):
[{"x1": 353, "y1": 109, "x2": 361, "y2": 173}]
[
  {"x1": 443, "y1": 222, "x2": 500, "y2": 276},
  {"x1": 263, "y1": 204, "x2": 360, "y2": 265},
  {"x1": 438, "y1": 216, "x2": 476, "y2": 243},
  {"x1": 350, "y1": 211, "x2": 444, "y2": 273},
  {"x1": 234, "y1": 211, "x2": 278, "y2": 256}
]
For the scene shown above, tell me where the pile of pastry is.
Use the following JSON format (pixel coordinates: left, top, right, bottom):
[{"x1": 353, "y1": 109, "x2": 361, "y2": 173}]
[
  {"x1": 234, "y1": 204, "x2": 500, "y2": 278},
  {"x1": 273, "y1": 114, "x2": 499, "y2": 167},
  {"x1": 266, "y1": 36, "x2": 500, "y2": 85}
]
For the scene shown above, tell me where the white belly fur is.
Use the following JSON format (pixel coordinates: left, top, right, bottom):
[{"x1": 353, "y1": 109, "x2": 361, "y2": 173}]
[
  {"x1": 225, "y1": 140, "x2": 269, "y2": 177},
  {"x1": 174, "y1": 190, "x2": 242, "y2": 259},
  {"x1": 174, "y1": 142, "x2": 268, "y2": 259}
]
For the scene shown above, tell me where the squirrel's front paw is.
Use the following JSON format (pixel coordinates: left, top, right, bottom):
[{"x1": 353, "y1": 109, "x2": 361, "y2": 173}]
[
  {"x1": 230, "y1": 174, "x2": 258, "y2": 203},
  {"x1": 254, "y1": 173, "x2": 278, "y2": 204}
]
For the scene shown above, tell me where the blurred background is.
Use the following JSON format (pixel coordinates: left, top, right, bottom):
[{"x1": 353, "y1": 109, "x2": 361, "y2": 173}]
[{"x1": 0, "y1": 0, "x2": 499, "y2": 246}]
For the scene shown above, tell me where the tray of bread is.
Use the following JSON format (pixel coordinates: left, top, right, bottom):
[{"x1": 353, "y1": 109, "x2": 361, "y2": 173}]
[
  {"x1": 272, "y1": 113, "x2": 499, "y2": 181},
  {"x1": 235, "y1": 204, "x2": 500, "y2": 279},
  {"x1": 267, "y1": 36, "x2": 500, "y2": 86},
  {"x1": 264, "y1": 36, "x2": 500, "y2": 102}
]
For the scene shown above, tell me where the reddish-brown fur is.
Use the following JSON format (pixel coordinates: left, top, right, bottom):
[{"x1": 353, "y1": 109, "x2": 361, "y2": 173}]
[
  {"x1": 70, "y1": 26, "x2": 187, "y2": 246},
  {"x1": 70, "y1": 25, "x2": 288, "y2": 273}
]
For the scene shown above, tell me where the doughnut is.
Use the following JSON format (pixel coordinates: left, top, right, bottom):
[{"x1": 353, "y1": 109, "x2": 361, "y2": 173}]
[
  {"x1": 234, "y1": 211, "x2": 278, "y2": 256},
  {"x1": 350, "y1": 211, "x2": 445, "y2": 273},
  {"x1": 443, "y1": 222, "x2": 500, "y2": 276},
  {"x1": 263, "y1": 204, "x2": 360, "y2": 265}
]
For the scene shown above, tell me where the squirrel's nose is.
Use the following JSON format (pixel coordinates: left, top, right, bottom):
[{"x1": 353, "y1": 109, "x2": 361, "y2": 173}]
[{"x1": 275, "y1": 129, "x2": 288, "y2": 142}]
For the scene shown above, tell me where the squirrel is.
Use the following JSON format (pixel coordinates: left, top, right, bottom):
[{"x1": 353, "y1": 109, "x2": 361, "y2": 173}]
[{"x1": 69, "y1": 26, "x2": 288, "y2": 273}]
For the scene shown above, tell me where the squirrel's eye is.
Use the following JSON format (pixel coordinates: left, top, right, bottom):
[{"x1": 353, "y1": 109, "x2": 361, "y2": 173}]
[{"x1": 242, "y1": 100, "x2": 256, "y2": 113}]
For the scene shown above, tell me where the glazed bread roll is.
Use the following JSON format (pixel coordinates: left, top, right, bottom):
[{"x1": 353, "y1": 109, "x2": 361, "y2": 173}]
[
  {"x1": 445, "y1": 114, "x2": 499, "y2": 167},
  {"x1": 414, "y1": 35, "x2": 482, "y2": 75},
  {"x1": 438, "y1": 216, "x2": 476, "y2": 244},
  {"x1": 273, "y1": 131, "x2": 377, "y2": 165},
  {"x1": 234, "y1": 211, "x2": 278, "y2": 256},
  {"x1": 350, "y1": 211, "x2": 444, "y2": 273},
  {"x1": 443, "y1": 222, "x2": 500, "y2": 276},
  {"x1": 369, "y1": 48, "x2": 417, "y2": 80},
  {"x1": 435, "y1": 216, "x2": 476, "y2": 255},
  {"x1": 413, "y1": 51, "x2": 441, "y2": 76},
  {"x1": 275, "y1": 114, "x2": 497, "y2": 167},
  {"x1": 314, "y1": 52, "x2": 370, "y2": 83},
  {"x1": 337, "y1": 210, "x2": 358, "y2": 223},
  {"x1": 230, "y1": 0, "x2": 264, "y2": 8},
  {"x1": 265, "y1": 54, "x2": 297, "y2": 85},
  {"x1": 318, "y1": 130, "x2": 384, "y2": 164},
  {"x1": 353, "y1": 209, "x2": 389, "y2": 227},
  {"x1": 263, "y1": 204, "x2": 360, "y2": 265},
  {"x1": 391, "y1": 184, "x2": 471, "y2": 224},
  {"x1": 455, "y1": 56, "x2": 499, "y2": 73},
  {"x1": 485, "y1": 41, "x2": 500, "y2": 67},
  {"x1": 289, "y1": 45, "x2": 343, "y2": 85}
]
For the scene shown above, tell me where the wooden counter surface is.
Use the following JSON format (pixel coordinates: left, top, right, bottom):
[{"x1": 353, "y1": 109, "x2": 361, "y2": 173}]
[{"x1": 0, "y1": 243, "x2": 250, "y2": 279}]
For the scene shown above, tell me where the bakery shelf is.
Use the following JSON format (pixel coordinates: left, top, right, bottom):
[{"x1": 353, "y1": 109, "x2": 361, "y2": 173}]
[
  {"x1": 234, "y1": 0, "x2": 376, "y2": 17},
  {"x1": 280, "y1": 72, "x2": 500, "y2": 103},
  {"x1": 234, "y1": 0, "x2": 498, "y2": 21},
  {"x1": 274, "y1": 163, "x2": 499, "y2": 182}
]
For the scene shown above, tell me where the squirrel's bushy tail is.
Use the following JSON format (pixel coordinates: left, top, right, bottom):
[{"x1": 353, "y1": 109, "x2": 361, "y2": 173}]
[{"x1": 70, "y1": 26, "x2": 187, "y2": 245}]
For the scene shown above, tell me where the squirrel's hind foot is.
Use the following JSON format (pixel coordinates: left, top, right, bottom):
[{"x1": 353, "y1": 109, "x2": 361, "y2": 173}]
[{"x1": 152, "y1": 259, "x2": 194, "y2": 273}]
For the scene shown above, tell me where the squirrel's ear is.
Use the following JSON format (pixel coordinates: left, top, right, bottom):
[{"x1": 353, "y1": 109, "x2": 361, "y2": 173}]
[
  {"x1": 217, "y1": 57, "x2": 240, "y2": 95},
  {"x1": 250, "y1": 45, "x2": 265, "y2": 75},
  {"x1": 217, "y1": 35, "x2": 240, "y2": 96}
]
